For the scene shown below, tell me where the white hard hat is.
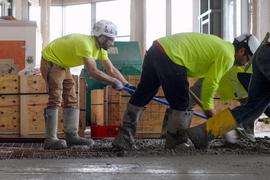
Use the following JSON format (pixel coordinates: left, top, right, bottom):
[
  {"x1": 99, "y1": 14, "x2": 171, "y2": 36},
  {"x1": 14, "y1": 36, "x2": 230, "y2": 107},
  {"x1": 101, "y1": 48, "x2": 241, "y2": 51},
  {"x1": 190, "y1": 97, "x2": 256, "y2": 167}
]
[
  {"x1": 234, "y1": 33, "x2": 260, "y2": 54},
  {"x1": 92, "y1": 20, "x2": 118, "y2": 37}
]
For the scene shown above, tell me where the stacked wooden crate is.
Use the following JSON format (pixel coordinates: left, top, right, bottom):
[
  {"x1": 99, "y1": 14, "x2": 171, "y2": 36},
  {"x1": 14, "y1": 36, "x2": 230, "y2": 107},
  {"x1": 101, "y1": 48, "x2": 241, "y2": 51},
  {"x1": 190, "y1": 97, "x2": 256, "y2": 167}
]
[
  {"x1": 91, "y1": 76, "x2": 241, "y2": 138},
  {"x1": 122, "y1": 76, "x2": 168, "y2": 138},
  {"x1": 0, "y1": 75, "x2": 85, "y2": 138}
]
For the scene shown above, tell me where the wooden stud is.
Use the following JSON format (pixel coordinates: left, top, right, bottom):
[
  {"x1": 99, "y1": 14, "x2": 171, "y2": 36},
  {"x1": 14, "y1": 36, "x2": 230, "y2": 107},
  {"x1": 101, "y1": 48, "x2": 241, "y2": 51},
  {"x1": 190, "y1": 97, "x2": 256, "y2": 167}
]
[
  {"x1": 20, "y1": 75, "x2": 28, "y2": 137},
  {"x1": 79, "y1": 78, "x2": 86, "y2": 137},
  {"x1": 103, "y1": 86, "x2": 108, "y2": 125}
]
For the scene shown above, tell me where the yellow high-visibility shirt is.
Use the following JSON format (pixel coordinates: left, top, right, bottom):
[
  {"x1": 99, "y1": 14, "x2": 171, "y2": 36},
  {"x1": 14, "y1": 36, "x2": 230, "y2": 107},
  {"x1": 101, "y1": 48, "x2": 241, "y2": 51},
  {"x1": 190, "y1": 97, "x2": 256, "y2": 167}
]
[
  {"x1": 42, "y1": 33, "x2": 108, "y2": 70},
  {"x1": 157, "y1": 32, "x2": 235, "y2": 110},
  {"x1": 218, "y1": 66, "x2": 252, "y2": 103}
]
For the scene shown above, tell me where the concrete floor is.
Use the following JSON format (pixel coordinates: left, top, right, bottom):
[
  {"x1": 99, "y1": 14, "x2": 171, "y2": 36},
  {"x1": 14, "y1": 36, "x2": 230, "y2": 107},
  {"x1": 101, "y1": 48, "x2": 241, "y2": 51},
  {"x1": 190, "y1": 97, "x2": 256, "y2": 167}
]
[
  {"x1": 0, "y1": 124, "x2": 269, "y2": 180},
  {"x1": 0, "y1": 155, "x2": 270, "y2": 180}
]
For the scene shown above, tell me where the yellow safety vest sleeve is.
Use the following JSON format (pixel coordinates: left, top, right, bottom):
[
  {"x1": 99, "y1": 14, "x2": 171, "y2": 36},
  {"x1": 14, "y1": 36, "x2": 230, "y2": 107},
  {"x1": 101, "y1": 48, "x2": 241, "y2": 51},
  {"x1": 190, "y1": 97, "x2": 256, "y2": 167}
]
[
  {"x1": 218, "y1": 66, "x2": 252, "y2": 103},
  {"x1": 157, "y1": 32, "x2": 235, "y2": 110},
  {"x1": 42, "y1": 33, "x2": 108, "y2": 70}
]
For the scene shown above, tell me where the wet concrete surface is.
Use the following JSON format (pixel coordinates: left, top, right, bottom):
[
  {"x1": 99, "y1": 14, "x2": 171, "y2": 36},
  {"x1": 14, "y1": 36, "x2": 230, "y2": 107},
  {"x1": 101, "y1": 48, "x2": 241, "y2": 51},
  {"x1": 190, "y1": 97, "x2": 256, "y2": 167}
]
[
  {"x1": 0, "y1": 154, "x2": 270, "y2": 180},
  {"x1": 0, "y1": 138, "x2": 270, "y2": 179}
]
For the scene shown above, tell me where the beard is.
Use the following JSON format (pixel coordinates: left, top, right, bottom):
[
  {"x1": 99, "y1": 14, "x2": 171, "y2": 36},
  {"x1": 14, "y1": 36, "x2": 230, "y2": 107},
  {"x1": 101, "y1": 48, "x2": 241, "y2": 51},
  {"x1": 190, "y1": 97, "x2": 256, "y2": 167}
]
[
  {"x1": 101, "y1": 42, "x2": 110, "y2": 50},
  {"x1": 234, "y1": 54, "x2": 244, "y2": 66}
]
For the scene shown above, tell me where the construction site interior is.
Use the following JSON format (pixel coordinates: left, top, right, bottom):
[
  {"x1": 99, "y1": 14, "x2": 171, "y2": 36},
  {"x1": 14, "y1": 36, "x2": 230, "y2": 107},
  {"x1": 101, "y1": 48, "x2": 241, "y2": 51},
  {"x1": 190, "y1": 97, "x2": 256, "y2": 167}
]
[{"x1": 0, "y1": 0, "x2": 270, "y2": 180}]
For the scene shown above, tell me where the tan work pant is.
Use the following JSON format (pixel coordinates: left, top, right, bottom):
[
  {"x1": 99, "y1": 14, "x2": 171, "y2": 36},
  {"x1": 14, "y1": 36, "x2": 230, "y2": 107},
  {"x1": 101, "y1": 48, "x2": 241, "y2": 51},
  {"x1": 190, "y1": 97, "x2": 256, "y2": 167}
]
[{"x1": 40, "y1": 58, "x2": 77, "y2": 108}]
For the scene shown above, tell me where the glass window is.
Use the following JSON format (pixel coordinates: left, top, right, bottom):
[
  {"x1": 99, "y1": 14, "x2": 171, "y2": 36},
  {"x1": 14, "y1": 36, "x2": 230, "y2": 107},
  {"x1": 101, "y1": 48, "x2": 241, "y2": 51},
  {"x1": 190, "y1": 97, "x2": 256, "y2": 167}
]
[
  {"x1": 96, "y1": 0, "x2": 130, "y2": 41},
  {"x1": 146, "y1": 0, "x2": 166, "y2": 49},
  {"x1": 65, "y1": 4, "x2": 91, "y2": 35},
  {"x1": 171, "y1": 0, "x2": 193, "y2": 34},
  {"x1": 29, "y1": 6, "x2": 41, "y2": 30},
  {"x1": 50, "y1": 6, "x2": 63, "y2": 41},
  {"x1": 223, "y1": 0, "x2": 242, "y2": 42},
  {"x1": 29, "y1": 6, "x2": 63, "y2": 42}
]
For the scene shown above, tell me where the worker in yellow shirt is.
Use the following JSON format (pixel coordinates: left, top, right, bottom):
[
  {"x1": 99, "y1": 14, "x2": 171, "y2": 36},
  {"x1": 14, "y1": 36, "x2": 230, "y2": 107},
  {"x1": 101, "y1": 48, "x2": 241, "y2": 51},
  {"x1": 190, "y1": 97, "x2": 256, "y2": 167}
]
[
  {"x1": 184, "y1": 64, "x2": 270, "y2": 143},
  {"x1": 40, "y1": 20, "x2": 134, "y2": 150},
  {"x1": 112, "y1": 32, "x2": 259, "y2": 150},
  {"x1": 187, "y1": 37, "x2": 270, "y2": 150}
]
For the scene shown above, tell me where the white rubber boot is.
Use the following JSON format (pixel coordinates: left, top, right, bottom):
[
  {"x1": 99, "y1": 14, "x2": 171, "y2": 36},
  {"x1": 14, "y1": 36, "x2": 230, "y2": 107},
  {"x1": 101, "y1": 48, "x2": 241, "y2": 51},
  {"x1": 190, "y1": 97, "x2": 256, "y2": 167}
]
[
  {"x1": 63, "y1": 108, "x2": 94, "y2": 147},
  {"x1": 223, "y1": 130, "x2": 237, "y2": 144},
  {"x1": 44, "y1": 108, "x2": 67, "y2": 150}
]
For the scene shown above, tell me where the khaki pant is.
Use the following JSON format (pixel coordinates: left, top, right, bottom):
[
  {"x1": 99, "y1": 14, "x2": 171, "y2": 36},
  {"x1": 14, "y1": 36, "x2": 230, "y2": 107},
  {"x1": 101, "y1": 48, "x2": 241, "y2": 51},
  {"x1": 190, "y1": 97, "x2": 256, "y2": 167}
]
[{"x1": 40, "y1": 58, "x2": 77, "y2": 108}]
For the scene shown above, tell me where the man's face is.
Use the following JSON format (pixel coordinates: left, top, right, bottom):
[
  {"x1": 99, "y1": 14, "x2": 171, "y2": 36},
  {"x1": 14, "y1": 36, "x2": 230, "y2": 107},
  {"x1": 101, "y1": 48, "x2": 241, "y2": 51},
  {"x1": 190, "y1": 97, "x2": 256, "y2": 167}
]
[
  {"x1": 234, "y1": 48, "x2": 252, "y2": 66},
  {"x1": 101, "y1": 36, "x2": 115, "y2": 50}
]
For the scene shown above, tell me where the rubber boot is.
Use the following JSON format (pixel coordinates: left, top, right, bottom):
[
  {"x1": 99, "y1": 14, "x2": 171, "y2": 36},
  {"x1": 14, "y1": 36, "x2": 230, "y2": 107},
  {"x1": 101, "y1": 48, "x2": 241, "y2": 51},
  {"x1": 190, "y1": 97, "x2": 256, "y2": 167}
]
[
  {"x1": 160, "y1": 108, "x2": 171, "y2": 138},
  {"x1": 112, "y1": 103, "x2": 146, "y2": 150},
  {"x1": 224, "y1": 121, "x2": 255, "y2": 143},
  {"x1": 164, "y1": 109, "x2": 193, "y2": 149},
  {"x1": 63, "y1": 108, "x2": 94, "y2": 147},
  {"x1": 223, "y1": 130, "x2": 237, "y2": 144},
  {"x1": 186, "y1": 108, "x2": 238, "y2": 149},
  {"x1": 44, "y1": 108, "x2": 67, "y2": 150},
  {"x1": 235, "y1": 121, "x2": 256, "y2": 142},
  {"x1": 235, "y1": 99, "x2": 255, "y2": 142}
]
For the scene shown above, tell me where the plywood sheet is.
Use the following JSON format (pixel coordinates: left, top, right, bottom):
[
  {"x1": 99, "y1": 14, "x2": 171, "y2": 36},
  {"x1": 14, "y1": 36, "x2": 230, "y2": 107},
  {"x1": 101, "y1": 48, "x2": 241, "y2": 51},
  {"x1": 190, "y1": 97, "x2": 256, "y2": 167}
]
[{"x1": 0, "y1": 41, "x2": 26, "y2": 71}]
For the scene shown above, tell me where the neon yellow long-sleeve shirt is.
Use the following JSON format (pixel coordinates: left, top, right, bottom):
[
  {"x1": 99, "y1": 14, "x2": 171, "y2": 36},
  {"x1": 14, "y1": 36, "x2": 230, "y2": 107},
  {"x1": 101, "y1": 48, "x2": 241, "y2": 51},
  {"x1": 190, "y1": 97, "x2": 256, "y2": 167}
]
[
  {"x1": 42, "y1": 33, "x2": 108, "y2": 70},
  {"x1": 157, "y1": 32, "x2": 235, "y2": 110}
]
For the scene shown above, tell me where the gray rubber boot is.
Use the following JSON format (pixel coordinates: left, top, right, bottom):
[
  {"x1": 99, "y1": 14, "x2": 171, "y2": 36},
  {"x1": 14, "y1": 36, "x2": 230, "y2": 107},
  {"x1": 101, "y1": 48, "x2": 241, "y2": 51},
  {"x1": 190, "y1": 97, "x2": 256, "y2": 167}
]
[
  {"x1": 224, "y1": 121, "x2": 255, "y2": 143},
  {"x1": 241, "y1": 120, "x2": 255, "y2": 135},
  {"x1": 234, "y1": 99, "x2": 256, "y2": 142},
  {"x1": 160, "y1": 108, "x2": 171, "y2": 138},
  {"x1": 235, "y1": 121, "x2": 256, "y2": 142},
  {"x1": 63, "y1": 108, "x2": 94, "y2": 147},
  {"x1": 44, "y1": 108, "x2": 67, "y2": 150},
  {"x1": 165, "y1": 109, "x2": 194, "y2": 149},
  {"x1": 112, "y1": 103, "x2": 146, "y2": 150}
]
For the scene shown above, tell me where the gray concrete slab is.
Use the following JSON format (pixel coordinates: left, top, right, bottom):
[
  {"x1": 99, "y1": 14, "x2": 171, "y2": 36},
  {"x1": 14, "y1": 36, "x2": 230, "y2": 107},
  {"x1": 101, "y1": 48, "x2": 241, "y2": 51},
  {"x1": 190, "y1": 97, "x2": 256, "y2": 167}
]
[{"x1": 0, "y1": 155, "x2": 270, "y2": 180}]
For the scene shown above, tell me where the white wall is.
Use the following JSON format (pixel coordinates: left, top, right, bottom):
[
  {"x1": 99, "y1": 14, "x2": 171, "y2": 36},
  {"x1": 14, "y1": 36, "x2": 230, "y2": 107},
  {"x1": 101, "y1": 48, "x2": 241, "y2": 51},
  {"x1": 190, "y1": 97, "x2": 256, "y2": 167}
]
[{"x1": 0, "y1": 20, "x2": 42, "y2": 69}]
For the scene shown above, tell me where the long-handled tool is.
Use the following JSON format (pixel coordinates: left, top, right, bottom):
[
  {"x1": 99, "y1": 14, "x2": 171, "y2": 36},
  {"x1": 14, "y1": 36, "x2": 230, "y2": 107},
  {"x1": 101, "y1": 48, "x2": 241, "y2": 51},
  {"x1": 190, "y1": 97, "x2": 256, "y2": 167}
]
[
  {"x1": 189, "y1": 89, "x2": 203, "y2": 108},
  {"x1": 123, "y1": 86, "x2": 208, "y2": 119}
]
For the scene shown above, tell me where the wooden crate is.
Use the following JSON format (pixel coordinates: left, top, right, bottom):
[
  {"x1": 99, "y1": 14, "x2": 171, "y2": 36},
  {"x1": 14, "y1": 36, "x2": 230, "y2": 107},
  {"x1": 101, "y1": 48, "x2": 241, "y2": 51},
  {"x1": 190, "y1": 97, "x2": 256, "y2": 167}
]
[
  {"x1": 0, "y1": 75, "x2": 84, "y2": 138},
  {"x1": 91, "y1": 89, "x2": 104, "y2": 126},
  {"x1": 119, "y1": 76, "x2": 169, "y2": 138},
  {"x1": 78, "y1": 78, "x2": 86, "y2": 137}
]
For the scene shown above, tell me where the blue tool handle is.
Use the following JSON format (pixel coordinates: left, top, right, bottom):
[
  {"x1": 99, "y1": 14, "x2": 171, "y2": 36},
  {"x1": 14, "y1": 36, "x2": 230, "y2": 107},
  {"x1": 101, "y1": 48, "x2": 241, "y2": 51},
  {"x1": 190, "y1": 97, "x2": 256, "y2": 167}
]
[{"x1": 123, "y1": 86, "x2": 208, "y2": 119}]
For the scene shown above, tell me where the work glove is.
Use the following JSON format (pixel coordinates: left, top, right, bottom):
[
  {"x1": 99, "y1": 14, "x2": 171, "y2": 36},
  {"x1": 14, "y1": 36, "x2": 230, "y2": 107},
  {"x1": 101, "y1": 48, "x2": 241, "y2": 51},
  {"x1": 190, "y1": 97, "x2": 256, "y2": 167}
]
[
  {"x1": 112, "y1": 79, "x2": 123, "y2": 91},
  {"x1": 125, "y1": 83, "x2": 136, "y2": 94}
]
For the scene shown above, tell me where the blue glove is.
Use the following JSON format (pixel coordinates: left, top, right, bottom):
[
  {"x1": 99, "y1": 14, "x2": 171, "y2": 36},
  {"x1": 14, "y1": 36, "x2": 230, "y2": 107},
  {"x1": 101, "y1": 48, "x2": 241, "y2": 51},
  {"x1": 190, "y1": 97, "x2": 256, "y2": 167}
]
[
  {"x1": 112, "y1": 80, "x2": 123, "y2": 91},
  {"x1": 125, "y1": 83, "x2": 136, "y2": 94}
]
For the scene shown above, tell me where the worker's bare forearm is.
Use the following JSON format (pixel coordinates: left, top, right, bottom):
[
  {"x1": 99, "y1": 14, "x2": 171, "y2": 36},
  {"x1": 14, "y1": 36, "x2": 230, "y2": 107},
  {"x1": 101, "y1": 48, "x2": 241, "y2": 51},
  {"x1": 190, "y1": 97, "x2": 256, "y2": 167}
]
[
  {"x1": 89, "y1": 69, "x2": 116, "y2": 84},
  {"x1": 83, "y1": 57, "x2": 117, "y2": 85},
  {"x1": 108, "y1": 68, "x2": 128, "y2": 86}
]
